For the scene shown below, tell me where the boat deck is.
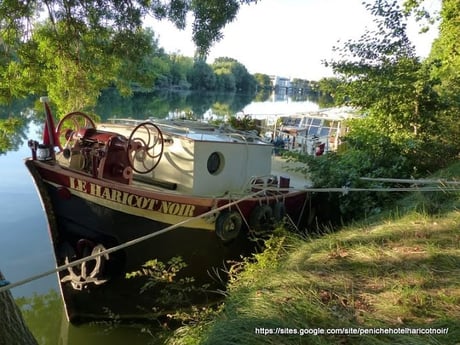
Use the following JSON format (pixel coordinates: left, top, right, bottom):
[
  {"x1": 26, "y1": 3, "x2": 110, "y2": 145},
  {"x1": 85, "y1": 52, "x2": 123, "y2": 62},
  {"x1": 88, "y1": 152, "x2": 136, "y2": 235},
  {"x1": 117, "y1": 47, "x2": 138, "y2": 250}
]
[
  {"x1": 104, "y1": 118, "x2": 268, "y2": 145},
  {"x1": 270, "y1": 155, "x2": 311, "y2": 189}
]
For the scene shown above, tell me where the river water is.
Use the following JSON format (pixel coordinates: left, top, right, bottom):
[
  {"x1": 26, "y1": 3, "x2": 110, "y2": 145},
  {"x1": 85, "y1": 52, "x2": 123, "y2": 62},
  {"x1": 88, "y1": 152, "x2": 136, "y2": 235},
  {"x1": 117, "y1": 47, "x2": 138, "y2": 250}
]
[{"x1": 0, "y1": 91, "x2": 318, "y2": 344}]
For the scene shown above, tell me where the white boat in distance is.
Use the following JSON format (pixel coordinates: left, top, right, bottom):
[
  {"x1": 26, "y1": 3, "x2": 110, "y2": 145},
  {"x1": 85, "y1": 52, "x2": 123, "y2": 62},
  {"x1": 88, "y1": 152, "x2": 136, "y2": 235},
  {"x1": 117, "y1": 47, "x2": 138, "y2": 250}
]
[{"x1": 249, "y1": 106, "x2": 362, "y2": 156}]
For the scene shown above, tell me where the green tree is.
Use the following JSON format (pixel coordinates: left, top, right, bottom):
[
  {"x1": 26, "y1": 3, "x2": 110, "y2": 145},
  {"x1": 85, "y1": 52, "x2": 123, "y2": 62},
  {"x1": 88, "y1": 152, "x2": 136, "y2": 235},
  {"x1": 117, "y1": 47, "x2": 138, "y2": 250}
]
[
  {"x1": 0, "y1": 0, "x2": 258, "y2": 59},
  {"x1": 215, "y1": 72, "x2": 237, "y2": 91},
  {"x1": 212, "y1": 57, "x2": 256, "y2": 93},
  {"x1": 0, "y1": 0, "x2": 259, "y2": 112},
  {"x1": 299, "y1": 0, "x2": 448, "y2": 222},
  {"x1": 253, "y1": 73, "x2": 272, "y2": 90},
  {"x1": 317, "y1": 77, "x2": 340, "y2": 100},
  {"x1": 187, "y1": 60, "x2": 216, "y2": 90},
  {"x1": 168, "y1": 54, "x2": 194, "y2": 89},
  {"x1": 253, "y1": 74, "x2": 272, "y2": 102},
  {"x1": 213, "y1": 57, "x2": 235, "y2": 91},
  {"x1": 329, "y1": 0, "x2": 440, "y2": 144},
  {"x1": 290, "y1": 78, "x2": 311, "y2": 92},
  {"x1": 418, "y1": 0, "x2": 460, "y2": 167},
  {"x1": 425, "y1": 0, "x2": 460, "y2": 102},
  {"x1": 315, "y1": 77, "x2": 341, "y2": 107}
]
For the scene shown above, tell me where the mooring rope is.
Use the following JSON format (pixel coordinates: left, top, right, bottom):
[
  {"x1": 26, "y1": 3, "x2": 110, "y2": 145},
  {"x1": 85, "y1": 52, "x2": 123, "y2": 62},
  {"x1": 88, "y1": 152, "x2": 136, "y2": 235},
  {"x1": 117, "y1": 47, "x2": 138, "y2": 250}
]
[
  {"x1": 302, "y1": 186, "x2": 460, "y2": 193},
  {"x1": 0, "y1": 189, "x2": 268, "y2": 294},
  {"x1": 263, "y1": 185, "x2": 460, "y2": 193},
  {"x1": 2, "y1": 181, "x2": 459, "y2": 294},
  {"x1": 360, "y1": 177, "x2": 460, "y2": 185}
]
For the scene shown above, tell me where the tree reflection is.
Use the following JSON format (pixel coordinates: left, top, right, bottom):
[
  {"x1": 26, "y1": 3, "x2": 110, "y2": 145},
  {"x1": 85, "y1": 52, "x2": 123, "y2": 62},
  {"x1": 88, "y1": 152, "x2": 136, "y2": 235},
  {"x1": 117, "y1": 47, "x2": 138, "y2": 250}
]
[
  {"x1": 253, "y1": 89, "x2": 271, "y2": 102},
  {"x1": 0, "y1": 98, "x2": 34, "y2": 154},
  {"x1": 94, "y1": 89, "x2": 255, "y2": 120},
  {"x1": 0, "y1": 90, "x2": 320, "y2": 155},
  {"x1": 0, "y1": 117, "x2": 27, "y2": 154},
  {"x1": 15, "y1": 290, "x2": 63, "y2": 345},
  {"x1": 15, "y1": 289, "x2": 165, "y2": 345}
]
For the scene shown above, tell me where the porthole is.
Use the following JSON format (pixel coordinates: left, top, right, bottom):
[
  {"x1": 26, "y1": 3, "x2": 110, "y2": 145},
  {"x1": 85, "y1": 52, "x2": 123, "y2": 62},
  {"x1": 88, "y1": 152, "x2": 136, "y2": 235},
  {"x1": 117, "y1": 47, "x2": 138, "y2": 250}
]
[{"x1": 207, "y1": 152, "x2": 224, "y2": 175}]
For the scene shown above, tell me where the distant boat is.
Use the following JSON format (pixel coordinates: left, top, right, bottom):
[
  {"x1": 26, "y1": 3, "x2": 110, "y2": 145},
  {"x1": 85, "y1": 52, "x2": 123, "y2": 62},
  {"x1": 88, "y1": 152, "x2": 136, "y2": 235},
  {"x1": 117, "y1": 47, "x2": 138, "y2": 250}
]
[
  {"x1": 25, "y1": 97, "x2": 308, "y2": 323},
  {"x1": 246, "y1": 107, "x2": 361, "y2": 156},
  {"x1": 278, "y1": 107, "x2": 360, "y2": 155}
]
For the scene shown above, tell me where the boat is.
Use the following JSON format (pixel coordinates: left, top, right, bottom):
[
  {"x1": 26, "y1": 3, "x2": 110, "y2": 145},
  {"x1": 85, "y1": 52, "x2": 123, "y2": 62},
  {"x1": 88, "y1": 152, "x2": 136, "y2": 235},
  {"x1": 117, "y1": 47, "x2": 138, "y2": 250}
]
[
  {"x1": 25, "y1": 97, "x2": 309, "y2": 323},
  {"x1": 256, "y1": 107, "x2": 361, "y2": 155}
]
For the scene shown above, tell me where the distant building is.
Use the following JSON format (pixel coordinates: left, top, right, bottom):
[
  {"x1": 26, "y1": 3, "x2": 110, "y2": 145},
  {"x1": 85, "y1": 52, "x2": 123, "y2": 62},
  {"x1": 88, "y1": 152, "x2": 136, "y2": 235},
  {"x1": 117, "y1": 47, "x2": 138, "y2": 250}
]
[{"x1": 270, "y1": 75, "x2": 291, "y2": 91}]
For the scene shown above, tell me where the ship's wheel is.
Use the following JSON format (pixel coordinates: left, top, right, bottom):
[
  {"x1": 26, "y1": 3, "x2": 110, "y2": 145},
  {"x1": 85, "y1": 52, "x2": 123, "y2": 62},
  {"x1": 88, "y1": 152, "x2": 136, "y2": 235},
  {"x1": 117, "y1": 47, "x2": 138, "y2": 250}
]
[
  {"x1": 56, "y1": 111, "x2": 96, "y2": 151},
  {"x1": 127, "y1": 122, "x2": 164, "y2": 174}
]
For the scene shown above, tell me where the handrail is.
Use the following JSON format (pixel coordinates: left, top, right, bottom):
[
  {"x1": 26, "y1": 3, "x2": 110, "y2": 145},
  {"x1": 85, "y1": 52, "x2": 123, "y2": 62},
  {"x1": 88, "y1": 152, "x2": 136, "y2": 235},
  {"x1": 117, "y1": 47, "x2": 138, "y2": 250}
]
[
  {"x1": 245, "y1": 174, "x2": 279, "y2": 191},
  {"x1": 106, "y1": 118, "x2": 266, "y2": 144}
]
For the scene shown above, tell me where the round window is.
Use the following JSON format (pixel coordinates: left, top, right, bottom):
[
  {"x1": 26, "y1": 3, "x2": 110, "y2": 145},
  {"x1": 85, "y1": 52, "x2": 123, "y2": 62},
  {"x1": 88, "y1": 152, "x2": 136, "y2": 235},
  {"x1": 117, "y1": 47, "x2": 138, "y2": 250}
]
[{"x1": 207, "y1": 152, "x2": 224, "y2": 175}]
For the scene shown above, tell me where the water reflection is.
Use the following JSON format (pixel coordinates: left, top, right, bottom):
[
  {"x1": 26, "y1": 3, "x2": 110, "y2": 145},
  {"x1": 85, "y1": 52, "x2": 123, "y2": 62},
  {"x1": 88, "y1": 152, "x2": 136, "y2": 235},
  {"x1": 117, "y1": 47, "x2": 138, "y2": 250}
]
[
  {"x1": 0, "y1": 90, "x2": 321, "y2": 148},
  {"x1": 94, "y1": 89, "x2": 257, "y2": 120},
  {"x1": 60, "y1": 322, "x2": 165, "y2": 345},
  {"x1": 0, "y1": 98, "x2": 33, "y2": 154},
  {"x1": 16, "y1": 290, "x2": 62, "y2": 345},
  {"x1": 17, "y1": 290, "x2": 164, "y2": 345}
]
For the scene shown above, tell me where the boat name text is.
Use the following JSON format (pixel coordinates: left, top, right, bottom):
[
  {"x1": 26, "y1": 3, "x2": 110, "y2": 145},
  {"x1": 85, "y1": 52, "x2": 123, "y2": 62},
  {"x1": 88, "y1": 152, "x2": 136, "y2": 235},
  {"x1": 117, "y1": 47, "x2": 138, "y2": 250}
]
[{"x1": 69, "y1": 177, "x2": 195, "y2": 217}]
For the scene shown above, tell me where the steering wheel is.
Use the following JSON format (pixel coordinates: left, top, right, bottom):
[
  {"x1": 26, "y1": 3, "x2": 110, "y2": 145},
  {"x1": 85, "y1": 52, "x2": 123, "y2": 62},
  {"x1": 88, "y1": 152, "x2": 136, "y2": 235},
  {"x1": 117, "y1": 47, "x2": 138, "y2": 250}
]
[
  {"x1": 127, "y1": 122, "x2": 164, "y2": 174},
  {"x1": 56, "y1": 111, "x2": 96, "y2": 151}
]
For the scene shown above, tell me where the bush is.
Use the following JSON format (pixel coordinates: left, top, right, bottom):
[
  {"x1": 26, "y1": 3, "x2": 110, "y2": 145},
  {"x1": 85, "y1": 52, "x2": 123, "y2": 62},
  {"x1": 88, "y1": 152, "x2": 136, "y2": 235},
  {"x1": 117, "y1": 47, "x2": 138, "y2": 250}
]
[{"x1": 285, "y1": 138, "x2": 411, "y2": 223}]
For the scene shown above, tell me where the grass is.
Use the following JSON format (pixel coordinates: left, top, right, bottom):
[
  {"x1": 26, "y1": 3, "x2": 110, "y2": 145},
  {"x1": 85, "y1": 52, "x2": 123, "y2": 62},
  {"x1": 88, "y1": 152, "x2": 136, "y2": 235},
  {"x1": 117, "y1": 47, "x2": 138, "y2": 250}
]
[{"x1": 163, "y1": 168, "x2": 460, "y2": 345}]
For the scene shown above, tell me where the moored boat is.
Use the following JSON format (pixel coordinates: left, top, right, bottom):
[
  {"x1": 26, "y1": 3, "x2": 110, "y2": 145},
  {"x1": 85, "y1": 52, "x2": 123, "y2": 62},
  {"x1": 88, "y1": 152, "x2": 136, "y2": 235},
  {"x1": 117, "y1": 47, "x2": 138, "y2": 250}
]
[
  {"x1": 257, "y1": 106, "x2": 361, "y2": 155},
  {"x1": 25, "y1": 97, "x2": 309, "y2": 323}
]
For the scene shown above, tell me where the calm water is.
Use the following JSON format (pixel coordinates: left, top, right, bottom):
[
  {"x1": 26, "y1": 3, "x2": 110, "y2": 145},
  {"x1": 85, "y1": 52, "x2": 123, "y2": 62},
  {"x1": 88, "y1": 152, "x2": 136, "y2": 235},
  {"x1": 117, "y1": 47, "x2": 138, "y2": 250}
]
[{"x1": 0, "y1": 91, "x2": 319, "y2": 344}]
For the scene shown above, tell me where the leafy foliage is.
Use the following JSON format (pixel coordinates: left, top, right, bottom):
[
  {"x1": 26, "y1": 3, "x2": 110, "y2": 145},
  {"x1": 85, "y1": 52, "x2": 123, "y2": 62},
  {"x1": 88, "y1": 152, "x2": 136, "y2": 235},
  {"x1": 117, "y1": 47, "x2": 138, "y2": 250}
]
[
  {"x1": 228, "y1": 115, "x2": 259, "y2": 133},
  {"x1": 285, "y1": 147, "x2": 402, "y2": 221},
  {"x1": 0, "y1": 0, "x2": 259, "y2": 113},
  {"x1": 253, "y1": 73, "x2": 272, "y2": 90},
  {"x1": 0, "y1": 0, "x2": 258, "y2": 56},
  {"x1": 126, "y1": 256, "x2": 210, "y2": 312},
  {"x1": 329, "y1": 0, "x2": 460, "y2": 174},
  {"x1": 296, "y1": 0, "x2": 460, "y2": 222},
  {"x1": 212, "y1": 57, "x2": 256, "y2": 93},
  {"x1": 187, "y1": 60, "x2": 216, "y2": 91},
  {"x1": 426, "y1": 0, "x2": 460, "y2": 103}
]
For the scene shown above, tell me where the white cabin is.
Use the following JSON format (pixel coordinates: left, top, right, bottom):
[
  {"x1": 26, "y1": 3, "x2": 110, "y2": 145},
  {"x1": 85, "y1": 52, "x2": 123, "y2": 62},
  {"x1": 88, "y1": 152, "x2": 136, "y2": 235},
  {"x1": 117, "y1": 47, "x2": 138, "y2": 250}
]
[{"x1": 100, "y1": 120, "x2": 273, "y2": 196}]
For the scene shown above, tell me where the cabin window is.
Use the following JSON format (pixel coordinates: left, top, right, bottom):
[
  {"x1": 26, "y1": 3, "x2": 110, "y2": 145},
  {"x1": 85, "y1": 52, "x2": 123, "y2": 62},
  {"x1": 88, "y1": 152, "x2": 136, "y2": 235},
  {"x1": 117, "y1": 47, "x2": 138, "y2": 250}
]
[{"x1": 207, "y1": 152, "x2": 224, "y2": 175}]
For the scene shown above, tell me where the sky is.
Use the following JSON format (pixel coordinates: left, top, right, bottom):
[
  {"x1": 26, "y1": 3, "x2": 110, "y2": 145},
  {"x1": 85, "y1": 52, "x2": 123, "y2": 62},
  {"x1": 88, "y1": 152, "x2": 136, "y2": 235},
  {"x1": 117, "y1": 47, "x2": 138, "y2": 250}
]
[{"x1": 146, "y1": 0, "x2": 440, "y2": 81}]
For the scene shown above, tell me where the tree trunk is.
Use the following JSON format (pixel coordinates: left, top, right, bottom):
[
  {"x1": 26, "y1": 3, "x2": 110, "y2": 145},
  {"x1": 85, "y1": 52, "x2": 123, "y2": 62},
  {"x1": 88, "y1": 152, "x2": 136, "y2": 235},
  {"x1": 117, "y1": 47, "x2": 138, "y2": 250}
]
[{"x1": 0, "y1": 271, "x2": 38, "y2": 345}]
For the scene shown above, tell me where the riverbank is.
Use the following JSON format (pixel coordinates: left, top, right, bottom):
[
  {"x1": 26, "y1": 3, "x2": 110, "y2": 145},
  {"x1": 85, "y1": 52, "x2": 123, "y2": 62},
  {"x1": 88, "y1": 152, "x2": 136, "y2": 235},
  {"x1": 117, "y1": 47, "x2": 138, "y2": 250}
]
[{"x1": 165, "y1": 167, "x2": 460, "y2": 344}]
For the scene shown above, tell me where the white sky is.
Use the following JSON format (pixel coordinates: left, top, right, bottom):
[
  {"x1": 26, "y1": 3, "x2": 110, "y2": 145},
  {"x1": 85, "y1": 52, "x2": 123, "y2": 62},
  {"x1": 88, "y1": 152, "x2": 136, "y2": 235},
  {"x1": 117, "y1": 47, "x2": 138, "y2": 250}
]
[{"x1": 146, "y1": 0, "x2": 440, "y2": 81}]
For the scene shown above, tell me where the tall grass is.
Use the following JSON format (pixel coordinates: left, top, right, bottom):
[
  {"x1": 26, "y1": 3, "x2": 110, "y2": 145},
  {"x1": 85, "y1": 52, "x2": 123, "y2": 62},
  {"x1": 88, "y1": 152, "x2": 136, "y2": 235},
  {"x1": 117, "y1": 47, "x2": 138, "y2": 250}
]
[{"x1": 165, "y1": 173, "x2": 460, "y2": 345}]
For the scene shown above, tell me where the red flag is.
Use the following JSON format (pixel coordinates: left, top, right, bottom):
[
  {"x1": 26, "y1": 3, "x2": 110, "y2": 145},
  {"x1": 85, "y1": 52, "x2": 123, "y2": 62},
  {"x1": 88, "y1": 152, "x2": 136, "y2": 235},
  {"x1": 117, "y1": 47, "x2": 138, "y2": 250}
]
[{"x1": 42, "y1": 99, "x2": 59, "y2": 147}]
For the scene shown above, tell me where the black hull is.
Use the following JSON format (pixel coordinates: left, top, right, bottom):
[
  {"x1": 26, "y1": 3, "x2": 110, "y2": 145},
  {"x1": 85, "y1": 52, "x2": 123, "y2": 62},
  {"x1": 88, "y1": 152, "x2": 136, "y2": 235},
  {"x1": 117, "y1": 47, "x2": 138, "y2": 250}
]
[
  {"x1": 43, "y1": 182, "x2": 255, "y2": 323},
  {"x1": 25, "y1": 158, "x2": 308, "y2": 323}
]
